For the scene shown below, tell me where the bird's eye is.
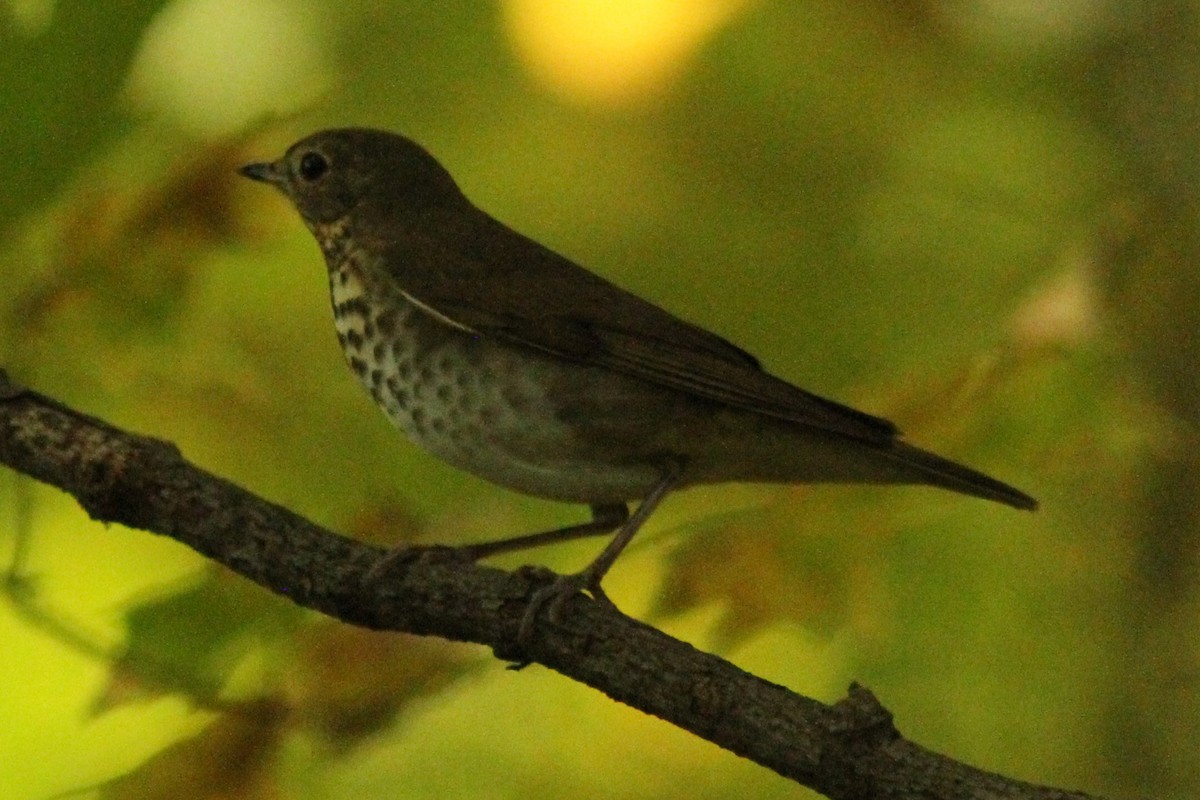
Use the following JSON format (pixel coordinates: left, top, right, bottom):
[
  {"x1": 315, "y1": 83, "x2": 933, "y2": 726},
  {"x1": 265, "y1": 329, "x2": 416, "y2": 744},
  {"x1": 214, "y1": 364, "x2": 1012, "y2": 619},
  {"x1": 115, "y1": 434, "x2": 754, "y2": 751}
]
[{"x1": 298, "y1": 151, "x2": 329, "y2": 182}]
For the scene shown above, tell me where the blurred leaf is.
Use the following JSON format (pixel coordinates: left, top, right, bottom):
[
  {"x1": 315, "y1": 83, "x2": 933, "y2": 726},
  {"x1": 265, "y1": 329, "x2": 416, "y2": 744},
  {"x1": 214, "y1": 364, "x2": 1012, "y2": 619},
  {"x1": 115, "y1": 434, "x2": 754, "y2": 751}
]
[
  {"x1": 290, "y1": 624, "x2": 479, "y2": 750},
  {"x1": 109, "y1": 571, "x2": 304, "y2": 708},
  {"x1": 655, "y1": 504, "x2": 857, "y2": 646},
  {"x1": 99, "y1": 699, "x2": 287, "y2": 800}
]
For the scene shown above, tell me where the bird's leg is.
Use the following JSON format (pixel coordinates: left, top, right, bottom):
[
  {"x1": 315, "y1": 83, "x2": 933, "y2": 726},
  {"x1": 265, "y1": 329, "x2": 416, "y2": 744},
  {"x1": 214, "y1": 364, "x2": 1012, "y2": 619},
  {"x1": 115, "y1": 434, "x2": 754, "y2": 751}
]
[
  {"x1": 364, "y1": 503, "x2": 628, "y2": 583},
  {"x1": 519, "y1": 461, "x2": 684, "y2": 642},
  {"x1": 460, "y1": 503, "x2": 629, "y2": 560}
]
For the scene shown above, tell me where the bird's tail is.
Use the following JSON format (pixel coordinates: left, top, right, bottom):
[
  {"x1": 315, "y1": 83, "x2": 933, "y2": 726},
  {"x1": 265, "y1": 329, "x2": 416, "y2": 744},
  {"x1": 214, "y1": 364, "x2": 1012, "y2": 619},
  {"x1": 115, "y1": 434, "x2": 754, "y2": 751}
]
[{"x1": 886, "y1": 441, "x2": 1037, "y2": 510}]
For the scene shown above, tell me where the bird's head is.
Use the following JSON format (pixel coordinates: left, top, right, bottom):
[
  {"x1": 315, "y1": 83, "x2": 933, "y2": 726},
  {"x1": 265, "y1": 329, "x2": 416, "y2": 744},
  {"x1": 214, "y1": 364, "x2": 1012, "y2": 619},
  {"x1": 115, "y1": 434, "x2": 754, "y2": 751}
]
[{"x1": 239, "y1": 128, "x2": 467, "y2": 228}]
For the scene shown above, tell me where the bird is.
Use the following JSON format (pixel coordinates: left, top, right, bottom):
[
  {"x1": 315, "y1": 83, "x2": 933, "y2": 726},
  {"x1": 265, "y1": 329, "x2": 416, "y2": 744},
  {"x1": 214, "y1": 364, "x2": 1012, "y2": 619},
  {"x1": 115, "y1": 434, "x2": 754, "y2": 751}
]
[{"x1": 239, "y1": 128, "x2": 1036, "y2": 639}]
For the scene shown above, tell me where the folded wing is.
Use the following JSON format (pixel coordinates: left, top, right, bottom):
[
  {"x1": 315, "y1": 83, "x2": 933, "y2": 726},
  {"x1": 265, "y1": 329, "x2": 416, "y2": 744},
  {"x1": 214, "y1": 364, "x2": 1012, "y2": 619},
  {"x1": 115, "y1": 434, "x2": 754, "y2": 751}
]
[{"x1": 380, "y1": 205, "x2": 899, "y2": 446}]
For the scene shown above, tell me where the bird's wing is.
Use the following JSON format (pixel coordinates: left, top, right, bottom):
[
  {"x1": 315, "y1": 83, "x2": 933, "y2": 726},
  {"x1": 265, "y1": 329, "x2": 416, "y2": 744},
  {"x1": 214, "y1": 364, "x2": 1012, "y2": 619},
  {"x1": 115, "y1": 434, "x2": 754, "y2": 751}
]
[{"x1": 379, "y1": 209, "x2": 898, "y2": 445}]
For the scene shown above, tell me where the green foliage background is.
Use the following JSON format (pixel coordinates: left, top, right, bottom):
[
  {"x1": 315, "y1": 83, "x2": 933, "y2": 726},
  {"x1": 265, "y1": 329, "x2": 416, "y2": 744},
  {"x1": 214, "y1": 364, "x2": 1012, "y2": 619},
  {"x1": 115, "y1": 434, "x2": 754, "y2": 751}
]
[{"x1": 1, "y1": 1, "x2": 1196, "y2": 798}]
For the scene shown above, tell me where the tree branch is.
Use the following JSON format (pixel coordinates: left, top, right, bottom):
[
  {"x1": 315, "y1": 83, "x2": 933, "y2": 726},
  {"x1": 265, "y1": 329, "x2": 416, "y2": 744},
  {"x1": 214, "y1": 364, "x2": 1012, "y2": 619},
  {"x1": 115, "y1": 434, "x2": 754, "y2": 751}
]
[{"x1": 0, "y1": 370, "x2": 1099, "y2": 800}]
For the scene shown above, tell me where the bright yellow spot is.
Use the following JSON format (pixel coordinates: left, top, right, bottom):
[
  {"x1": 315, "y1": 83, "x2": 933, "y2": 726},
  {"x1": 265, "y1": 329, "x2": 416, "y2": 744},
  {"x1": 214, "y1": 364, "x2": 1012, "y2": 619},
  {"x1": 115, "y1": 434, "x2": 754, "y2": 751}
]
[
  {"x1": 126, "y1": 0, "x2": 331, "y2": 136},
  {"x1": 502, "y1": 0, "x2": 754, "y2": 106}
]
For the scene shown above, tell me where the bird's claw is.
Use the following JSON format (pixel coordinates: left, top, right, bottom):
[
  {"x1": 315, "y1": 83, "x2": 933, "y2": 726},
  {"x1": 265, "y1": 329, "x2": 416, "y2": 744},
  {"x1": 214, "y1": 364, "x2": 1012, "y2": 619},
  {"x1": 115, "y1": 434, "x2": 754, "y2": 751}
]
[
  {"x1": 364, "y1": 543, "x2": 473, "y2": 584},
  {"x1": 517, "y1": 570, "x2": 615, "y2": 644}
]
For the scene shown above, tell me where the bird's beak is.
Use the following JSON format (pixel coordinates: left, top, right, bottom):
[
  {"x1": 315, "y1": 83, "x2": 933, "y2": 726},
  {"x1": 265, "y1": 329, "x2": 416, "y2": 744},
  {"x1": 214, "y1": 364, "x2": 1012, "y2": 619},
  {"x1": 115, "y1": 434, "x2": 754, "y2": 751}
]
[{"x1": 238, "y1": 160, "x2": 286, "y2": 188}]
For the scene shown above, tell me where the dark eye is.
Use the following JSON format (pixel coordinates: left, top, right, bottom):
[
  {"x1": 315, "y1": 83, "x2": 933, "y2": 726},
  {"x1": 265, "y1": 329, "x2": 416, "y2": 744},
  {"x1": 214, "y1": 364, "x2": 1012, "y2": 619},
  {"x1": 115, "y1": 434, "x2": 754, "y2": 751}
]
[{"x1": 298, "y1": 151, "x2": 329, "y2": 181}]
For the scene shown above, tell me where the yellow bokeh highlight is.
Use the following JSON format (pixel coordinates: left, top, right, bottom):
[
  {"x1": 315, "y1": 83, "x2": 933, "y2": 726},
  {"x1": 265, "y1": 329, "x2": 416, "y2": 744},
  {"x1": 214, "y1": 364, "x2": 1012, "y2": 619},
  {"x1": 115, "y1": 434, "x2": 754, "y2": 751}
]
[{"x1": 502, "y1": 0, "x2": 754, "y2": 105}]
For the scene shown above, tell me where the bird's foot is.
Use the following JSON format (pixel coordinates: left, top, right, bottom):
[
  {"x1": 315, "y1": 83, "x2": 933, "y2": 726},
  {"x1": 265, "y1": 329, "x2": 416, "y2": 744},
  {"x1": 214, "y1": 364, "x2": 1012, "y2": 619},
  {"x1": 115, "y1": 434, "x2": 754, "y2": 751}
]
[
  {"x1": 517, "y1": 569, "x2": 616, "y2": 644},
  {"x1": 364, "y1": 543, "x2": 472, "y2": 584}
]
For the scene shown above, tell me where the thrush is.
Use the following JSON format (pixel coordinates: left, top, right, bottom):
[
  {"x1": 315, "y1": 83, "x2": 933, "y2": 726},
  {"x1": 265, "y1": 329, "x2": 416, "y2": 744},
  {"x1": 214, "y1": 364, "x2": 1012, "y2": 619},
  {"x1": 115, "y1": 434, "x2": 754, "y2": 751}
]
[{"x1": 239, "y1": 128, "x2": 1036, "y2": 638}]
